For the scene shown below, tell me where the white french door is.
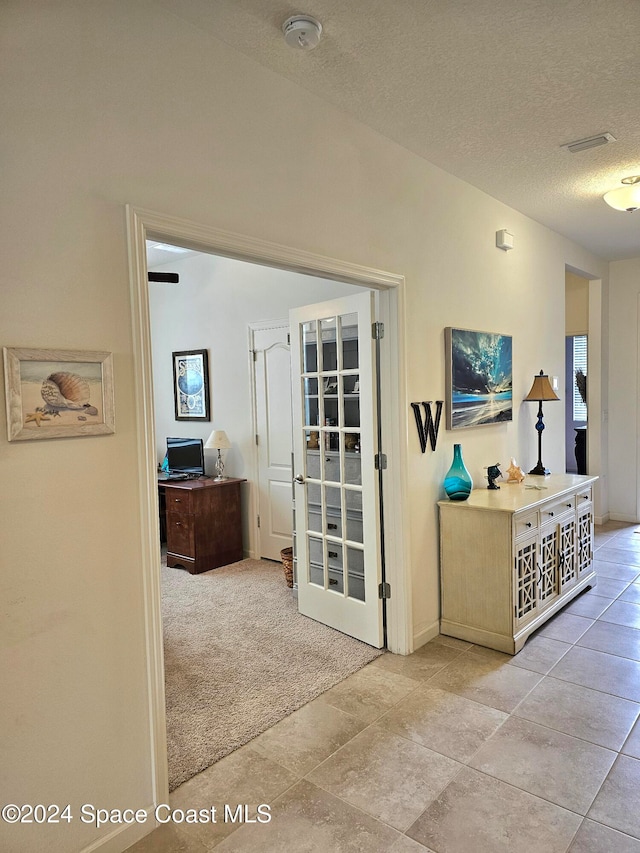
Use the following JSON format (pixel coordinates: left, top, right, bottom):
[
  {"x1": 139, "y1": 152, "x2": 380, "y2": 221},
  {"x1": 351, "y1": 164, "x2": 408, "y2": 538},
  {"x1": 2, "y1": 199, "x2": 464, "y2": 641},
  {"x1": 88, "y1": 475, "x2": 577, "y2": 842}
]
[
  {"x1": 290, "y1": 291, "x2": 384, "y2": 648},
  {"x1": 251, "y1": 322, "x2": 294, "y2": 561}
]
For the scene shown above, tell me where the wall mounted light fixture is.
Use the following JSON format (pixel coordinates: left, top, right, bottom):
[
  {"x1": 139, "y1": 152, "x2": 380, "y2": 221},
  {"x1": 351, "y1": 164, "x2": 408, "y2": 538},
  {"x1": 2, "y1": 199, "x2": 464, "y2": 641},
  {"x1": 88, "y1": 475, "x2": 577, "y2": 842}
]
[{"x1": 603, "y1": 176, "x2": 640, "y2": 212}]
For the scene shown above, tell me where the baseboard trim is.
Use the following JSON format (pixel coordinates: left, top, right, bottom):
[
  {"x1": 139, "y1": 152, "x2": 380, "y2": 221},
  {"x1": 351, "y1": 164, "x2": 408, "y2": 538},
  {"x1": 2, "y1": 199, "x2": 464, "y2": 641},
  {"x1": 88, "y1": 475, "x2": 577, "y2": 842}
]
[
  {"x1": 595, "y1": 513, "x2": 610, "y2": 525},
  {"x1": 80, "y1": 806, "x2": 156, "y2": 853},
  {"x1": 412, "y1": 619, "x2": 440, "y2": 652},
  {"x1": 608, "y1": 513, "x2": 639, "y2": 524}
]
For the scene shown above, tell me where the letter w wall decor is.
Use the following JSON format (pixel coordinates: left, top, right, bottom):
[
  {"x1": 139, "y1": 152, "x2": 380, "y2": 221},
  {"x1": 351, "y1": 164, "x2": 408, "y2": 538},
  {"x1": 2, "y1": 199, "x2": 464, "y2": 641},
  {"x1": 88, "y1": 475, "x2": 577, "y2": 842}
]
[{"x1": 411, "y1": 401, "x2": 444, "y2": 452}]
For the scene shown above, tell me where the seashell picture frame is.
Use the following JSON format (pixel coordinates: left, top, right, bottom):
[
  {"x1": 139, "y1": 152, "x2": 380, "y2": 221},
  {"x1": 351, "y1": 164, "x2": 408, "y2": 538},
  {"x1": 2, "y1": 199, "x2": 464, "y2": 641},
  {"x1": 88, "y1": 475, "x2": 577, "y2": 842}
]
[{"x1": 3, "y1": 347, "x2": 115, "y2": 441}]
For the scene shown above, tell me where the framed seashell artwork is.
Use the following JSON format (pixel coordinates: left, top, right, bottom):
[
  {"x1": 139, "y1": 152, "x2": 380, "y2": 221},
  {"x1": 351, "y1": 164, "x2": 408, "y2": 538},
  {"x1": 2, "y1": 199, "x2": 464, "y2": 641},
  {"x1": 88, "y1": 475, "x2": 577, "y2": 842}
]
[
  {"x1": 172, "y1": 349, "x2": 210, "y2": 421},
  {"x1": 3, "y1": 347, "x2": 115, "y2": 441}
]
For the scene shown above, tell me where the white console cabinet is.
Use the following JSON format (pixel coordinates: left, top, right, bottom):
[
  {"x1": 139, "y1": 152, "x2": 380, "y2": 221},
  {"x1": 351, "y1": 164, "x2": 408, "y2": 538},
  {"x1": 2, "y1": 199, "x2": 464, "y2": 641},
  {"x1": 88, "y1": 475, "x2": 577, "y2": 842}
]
[{"x1": 438, "y1": 474, "x2": 597, "y2": 654}]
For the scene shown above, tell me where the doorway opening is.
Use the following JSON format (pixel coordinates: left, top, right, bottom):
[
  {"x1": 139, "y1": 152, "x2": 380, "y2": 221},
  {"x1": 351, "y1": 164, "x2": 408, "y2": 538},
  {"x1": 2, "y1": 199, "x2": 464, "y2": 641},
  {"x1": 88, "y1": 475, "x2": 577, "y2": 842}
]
[
  {"x1": 564, "y1": 269, "x2": 590, "y2": 475},
  {"x1": 128, "y1": 206, "x2": 410, "y2": 803}
]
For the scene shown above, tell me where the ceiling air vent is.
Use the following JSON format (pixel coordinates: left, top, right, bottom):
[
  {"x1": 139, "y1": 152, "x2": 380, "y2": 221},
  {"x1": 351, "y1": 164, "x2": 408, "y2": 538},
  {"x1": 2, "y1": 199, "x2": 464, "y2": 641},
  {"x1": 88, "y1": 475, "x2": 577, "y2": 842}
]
[{"x1": 561, "y1": 133, "x2": 616, "y2": 154}]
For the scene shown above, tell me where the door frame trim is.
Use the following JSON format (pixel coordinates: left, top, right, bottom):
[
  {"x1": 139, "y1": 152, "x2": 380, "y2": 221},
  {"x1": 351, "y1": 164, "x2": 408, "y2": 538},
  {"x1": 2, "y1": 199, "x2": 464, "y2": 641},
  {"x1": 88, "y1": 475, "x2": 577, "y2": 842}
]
[{"x1": 126, "y1": 205, "x2": 412, "y2": 806}]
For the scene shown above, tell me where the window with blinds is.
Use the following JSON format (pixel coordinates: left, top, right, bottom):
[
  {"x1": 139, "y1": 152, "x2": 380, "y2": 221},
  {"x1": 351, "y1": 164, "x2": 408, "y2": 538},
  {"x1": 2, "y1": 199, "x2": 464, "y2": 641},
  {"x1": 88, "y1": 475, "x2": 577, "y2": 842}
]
[{"x1": 573, "y1": 335, "x2": 587, "y2": 422}]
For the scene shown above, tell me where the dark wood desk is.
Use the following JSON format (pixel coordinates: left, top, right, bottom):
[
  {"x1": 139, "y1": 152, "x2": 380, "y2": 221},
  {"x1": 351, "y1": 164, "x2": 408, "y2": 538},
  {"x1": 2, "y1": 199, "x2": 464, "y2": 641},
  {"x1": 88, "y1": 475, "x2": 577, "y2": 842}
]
[{"x1": 158, "y1": 477, "x2": 246, "y2": 574}]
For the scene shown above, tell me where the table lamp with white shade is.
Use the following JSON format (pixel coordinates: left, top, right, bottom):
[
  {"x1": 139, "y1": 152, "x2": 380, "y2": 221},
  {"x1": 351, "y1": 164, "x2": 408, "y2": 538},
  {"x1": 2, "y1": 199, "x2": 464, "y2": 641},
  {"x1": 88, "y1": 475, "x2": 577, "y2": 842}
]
[{"x1": 205, "y1": 429, "x2": 231, "y2": 480}]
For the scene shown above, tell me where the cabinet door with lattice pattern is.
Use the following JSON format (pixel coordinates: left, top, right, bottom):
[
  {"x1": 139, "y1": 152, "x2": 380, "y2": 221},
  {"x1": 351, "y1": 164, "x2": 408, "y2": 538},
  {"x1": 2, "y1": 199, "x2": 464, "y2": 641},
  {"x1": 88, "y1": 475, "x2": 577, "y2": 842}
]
[
  {"x1": 577, "y1": 505, "x2": 594, "y2": 577},
  {"x1": 538, "y1": 524, "x2": 560, "y2": 609},
  {"x1": 558, "y1": 516, "x2": 577, "y2": 591},
  {"x1": 514, "y1": 534, "x2": 539, "y2": 628}
]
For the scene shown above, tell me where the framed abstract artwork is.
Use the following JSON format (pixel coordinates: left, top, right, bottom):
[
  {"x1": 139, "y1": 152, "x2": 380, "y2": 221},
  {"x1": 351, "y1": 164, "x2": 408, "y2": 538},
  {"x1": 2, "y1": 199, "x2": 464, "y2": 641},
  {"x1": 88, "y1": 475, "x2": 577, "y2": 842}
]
[
  {"x1": 445, "y1": 328, "x2": 512, "y2": 429},
  {"x1": 3, "y1": 347, "x2": 115, "y2": 441},
  {"x1": 172, "y1": 349, "x2": 210, "y2": 421}
]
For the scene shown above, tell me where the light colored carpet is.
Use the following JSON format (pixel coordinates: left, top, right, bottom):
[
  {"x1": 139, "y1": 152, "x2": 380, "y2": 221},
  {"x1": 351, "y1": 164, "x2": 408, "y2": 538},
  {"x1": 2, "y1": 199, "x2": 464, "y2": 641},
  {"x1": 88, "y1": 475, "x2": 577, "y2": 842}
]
[{"x1": 162, "y1": 558, "x2": 383, "y2": 791}]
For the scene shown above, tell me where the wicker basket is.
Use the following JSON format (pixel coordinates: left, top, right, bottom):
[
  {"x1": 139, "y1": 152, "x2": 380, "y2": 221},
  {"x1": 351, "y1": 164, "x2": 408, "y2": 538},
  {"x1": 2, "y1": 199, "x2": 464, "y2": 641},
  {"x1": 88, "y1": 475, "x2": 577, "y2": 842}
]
[{"x1": 280, "y1": 547, "x2": 294, "y2": 588}]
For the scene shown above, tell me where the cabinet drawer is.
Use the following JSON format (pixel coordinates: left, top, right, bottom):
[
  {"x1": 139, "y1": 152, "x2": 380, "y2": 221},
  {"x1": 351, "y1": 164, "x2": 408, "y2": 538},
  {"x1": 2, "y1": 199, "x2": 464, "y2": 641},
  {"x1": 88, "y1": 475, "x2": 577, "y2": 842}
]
[
  {"x1": 514, "y1": 512, "x2": 538, "y2": 537},
  {"x1": 164, "y1": 488, "x2": 192, "y2": 513},
  {"x1": 166, "y1": 512, "x2": 195, "y2": 556},
  {"x1": 540, "y1": 497, "x2": 575, "y2": 524},
  {"x1": 576, "y1": 486, "x2": 593, "y2": 505}
]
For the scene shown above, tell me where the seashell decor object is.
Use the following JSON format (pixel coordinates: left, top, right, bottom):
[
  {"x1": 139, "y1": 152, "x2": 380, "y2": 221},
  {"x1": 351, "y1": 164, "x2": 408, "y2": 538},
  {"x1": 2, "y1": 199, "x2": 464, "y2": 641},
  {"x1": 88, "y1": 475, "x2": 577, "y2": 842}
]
[
  {"x1": 41, "y1": 371, "x2": 98, "y2": 415},
  {"x1": 506, "y1": 457, "x2": 525, "y2": 484}
]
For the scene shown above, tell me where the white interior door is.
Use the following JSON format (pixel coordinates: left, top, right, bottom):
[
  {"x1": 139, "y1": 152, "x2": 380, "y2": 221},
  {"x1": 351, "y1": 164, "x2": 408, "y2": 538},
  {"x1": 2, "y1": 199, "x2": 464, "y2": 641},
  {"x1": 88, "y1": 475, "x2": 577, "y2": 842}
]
[
  {"x1": 290, "y1": 291, "x2": 384, "y2": 648},
  {"x1": 252, "y1": 323, "x2": 293, "y2": 561}
]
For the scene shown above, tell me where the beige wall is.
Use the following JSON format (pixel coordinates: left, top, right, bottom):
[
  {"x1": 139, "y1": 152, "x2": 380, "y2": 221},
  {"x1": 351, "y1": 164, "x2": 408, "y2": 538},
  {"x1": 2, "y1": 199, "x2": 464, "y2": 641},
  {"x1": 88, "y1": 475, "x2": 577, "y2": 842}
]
[
  {"x1": 566, "y1": 271, "x2": 589, "y2": 335},
  {"x1": 0, "y1": 2, "x2": 609, "y2": 850}
]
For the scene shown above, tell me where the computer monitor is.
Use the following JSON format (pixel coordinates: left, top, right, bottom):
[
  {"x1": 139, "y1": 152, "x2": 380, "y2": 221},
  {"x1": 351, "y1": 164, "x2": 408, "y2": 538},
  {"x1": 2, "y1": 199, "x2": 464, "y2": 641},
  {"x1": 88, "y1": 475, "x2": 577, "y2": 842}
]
[{"x1": 165, "y1": 437, "x2": 205, "y2": 476}]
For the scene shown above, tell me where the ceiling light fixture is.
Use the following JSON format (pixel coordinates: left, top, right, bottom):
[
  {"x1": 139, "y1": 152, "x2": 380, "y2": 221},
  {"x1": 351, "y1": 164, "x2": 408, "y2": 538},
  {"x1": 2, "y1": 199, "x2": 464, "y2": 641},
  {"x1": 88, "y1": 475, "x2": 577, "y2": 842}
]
[
  {"x1": 282, "y1": 15, "x2": 322, "y2": 50},
  {"x1": 603, "y1": 176, "x2": 640, "y2": 212},
  {"x1": 560, "y1": 132, "x2": 616, "y2": 154}
]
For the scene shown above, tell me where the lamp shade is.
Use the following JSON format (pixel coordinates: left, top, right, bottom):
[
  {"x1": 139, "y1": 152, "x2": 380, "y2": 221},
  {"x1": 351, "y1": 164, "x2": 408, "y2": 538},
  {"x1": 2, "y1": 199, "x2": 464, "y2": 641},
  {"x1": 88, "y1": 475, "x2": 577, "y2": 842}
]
[
  {"x1": 205, "y1": 429, "x2": 231, "y2": 450},
  {"x1": 523, "y1": 370, "x2": 560, "y2": 402},
  {"x1": 603, "y1": 182, "x2": 640, "y2": 213}
]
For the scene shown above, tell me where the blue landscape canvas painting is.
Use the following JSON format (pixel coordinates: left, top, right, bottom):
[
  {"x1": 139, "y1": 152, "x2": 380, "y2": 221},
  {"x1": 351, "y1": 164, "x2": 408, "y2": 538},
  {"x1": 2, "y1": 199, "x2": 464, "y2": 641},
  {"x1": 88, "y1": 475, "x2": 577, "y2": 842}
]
[{"x1": 445, "y1": 328, "x2": 512, "y2": 429}]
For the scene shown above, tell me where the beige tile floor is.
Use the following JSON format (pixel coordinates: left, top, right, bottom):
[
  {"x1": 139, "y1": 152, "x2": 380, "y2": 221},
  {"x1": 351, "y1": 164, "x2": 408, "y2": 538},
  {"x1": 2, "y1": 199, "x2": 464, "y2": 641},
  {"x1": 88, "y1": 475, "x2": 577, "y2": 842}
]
[{"x1": 127, "y1": 521, "x2": 640, "y2": 853}]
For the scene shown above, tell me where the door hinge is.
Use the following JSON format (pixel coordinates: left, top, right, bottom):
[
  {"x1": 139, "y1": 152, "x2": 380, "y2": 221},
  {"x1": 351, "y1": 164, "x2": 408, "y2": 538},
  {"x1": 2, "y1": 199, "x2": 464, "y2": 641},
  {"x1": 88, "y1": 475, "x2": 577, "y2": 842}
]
[
  {"x1": 372, "y1": 321, "x2": 384, "y2": 340},
  {"x1": 257, "y1": 515, "x2": 261, "y2": 528},
  {"x1": 378, "y1": 582, "x2": 391, "y2": 599},
  {"x1": 374, "y1": 452, "x2": 387, "y2": 470},
  {"x1": 287, "y1": 332, "x2": 291, "y2": 345},
  {"x1": 255, "y1": 434, "x2": 259, "y2": 446}
]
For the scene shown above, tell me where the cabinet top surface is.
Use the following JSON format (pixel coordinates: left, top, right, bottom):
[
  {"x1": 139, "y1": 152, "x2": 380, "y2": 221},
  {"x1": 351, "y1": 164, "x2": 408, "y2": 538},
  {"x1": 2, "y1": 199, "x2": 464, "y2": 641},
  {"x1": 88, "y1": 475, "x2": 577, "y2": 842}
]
[
  {"x1": 158, "y1": 477, "x2": 246, "y2": 491},
  {"x1": 438, "y1": 473, "x2": 597, "y2": 514}
]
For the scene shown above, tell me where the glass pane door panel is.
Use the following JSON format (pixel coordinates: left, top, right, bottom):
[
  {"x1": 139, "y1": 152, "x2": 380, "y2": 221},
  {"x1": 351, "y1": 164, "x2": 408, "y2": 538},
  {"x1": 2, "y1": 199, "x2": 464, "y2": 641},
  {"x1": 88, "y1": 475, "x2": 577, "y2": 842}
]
[
  {"x1": 327, "y1": 542, "x2": 344, "y2": 594},
  {"x1": 321, "y1": 317, "x2": 337, "y2": 371},
  {"x1": 344, "y1": 453, "x2": 362, "y2": 486},
  {"x1": 324, "y1": 485, "x2": 342, "y2": 515},
  {"x1": 308, "y1": 535, "x2": 324, "y2": 587},
  {"x1": 326, "y1": 513, "x2": 341, "y2": 537},
  {"x1": 343, "y1": 374, "x2": 360, "y2": 428},
  {"x1": 302, "y1": 321, "x2": 317, "y2": 373},
  {"x1": 304, "y1": 378, "x2": 319, "y2": 427},
  {"x1": 341, "y1": 313, "x2": 359, "y2": 369},
  {"x1": 345, "y1": 431, "x2": 360, "y2": 453},
  {"x1": 346, "y1": 513, "x2": 363, "y2": 544},
  {"x1": 306, "y1": 480, "x2": 321, "y2": 506},
  {"x1": 305, "y1": 441, "x2": 321, "y2": 476},
  {"x1": 327, "y1": 570, "x2": 343, "y2": 594},
  {"x1": 307, "y1": 510, "x2": 322, "y2": 534},
  {"x1": 322, "y1": 448, "x2": 341, "y2": 482},
  {"x1": 345, "y1": 488, "x2": 362, "y2": 512},
  {"x1": 323, "y1": 375, "x2": 339, "y2": 428},
  {"x1": 346, "y1": 545, "x2": 365, "y2": 601}
]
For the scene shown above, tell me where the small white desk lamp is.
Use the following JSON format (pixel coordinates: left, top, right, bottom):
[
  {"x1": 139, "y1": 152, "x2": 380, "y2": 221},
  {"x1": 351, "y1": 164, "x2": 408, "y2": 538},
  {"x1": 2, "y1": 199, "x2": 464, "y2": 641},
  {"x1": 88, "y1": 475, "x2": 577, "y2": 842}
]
[{"x1": 205, "y1": 429, "x2": 231, "y2": 480}]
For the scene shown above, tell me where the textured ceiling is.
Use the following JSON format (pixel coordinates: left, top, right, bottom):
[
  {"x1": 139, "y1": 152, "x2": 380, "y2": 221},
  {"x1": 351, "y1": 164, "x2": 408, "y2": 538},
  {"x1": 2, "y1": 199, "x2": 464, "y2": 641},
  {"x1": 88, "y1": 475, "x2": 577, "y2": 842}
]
[{"x1": 154, "y1": 0, "x2": 640, "y2": 260}]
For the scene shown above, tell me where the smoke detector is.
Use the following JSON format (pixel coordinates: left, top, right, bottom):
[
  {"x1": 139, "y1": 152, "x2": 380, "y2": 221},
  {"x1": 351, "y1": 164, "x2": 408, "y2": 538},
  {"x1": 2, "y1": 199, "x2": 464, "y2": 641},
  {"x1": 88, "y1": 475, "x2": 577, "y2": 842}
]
[{"x1": 282, "y1": 15, "x2": 323, "y2": 50}]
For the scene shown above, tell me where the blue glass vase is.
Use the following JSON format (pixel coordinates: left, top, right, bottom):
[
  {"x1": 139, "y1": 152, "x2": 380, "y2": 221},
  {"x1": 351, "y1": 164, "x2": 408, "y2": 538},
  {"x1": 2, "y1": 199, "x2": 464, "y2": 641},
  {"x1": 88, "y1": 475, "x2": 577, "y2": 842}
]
[{"x1": 444, "y1": 444, "x2": 473, "y2": 501}]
